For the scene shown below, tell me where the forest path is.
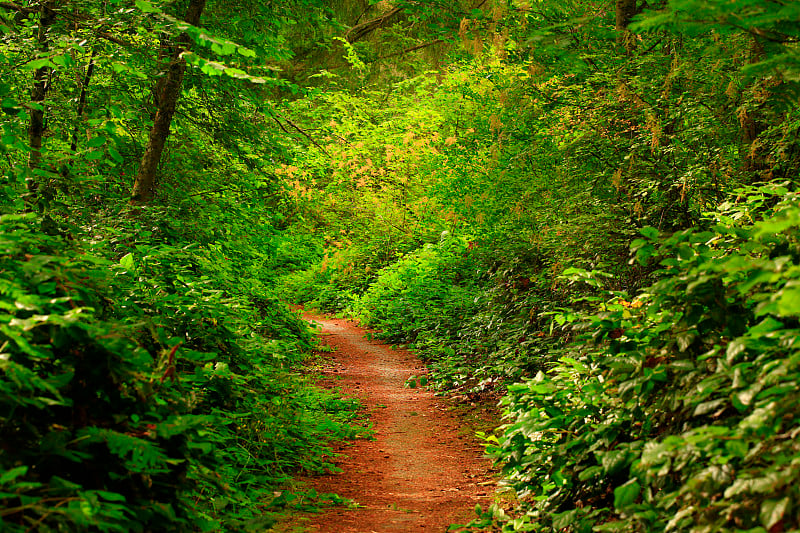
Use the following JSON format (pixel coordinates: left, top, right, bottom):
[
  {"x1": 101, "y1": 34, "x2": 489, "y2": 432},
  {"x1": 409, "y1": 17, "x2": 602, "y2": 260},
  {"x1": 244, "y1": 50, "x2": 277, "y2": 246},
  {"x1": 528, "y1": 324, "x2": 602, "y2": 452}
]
[{"x1": 293, "y1": 312, "x2": 493, "y2": 532}]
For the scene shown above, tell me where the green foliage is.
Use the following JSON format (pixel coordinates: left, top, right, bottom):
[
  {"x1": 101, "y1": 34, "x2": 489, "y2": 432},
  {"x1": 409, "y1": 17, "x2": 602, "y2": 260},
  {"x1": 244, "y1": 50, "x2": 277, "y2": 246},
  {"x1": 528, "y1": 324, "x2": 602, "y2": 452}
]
[
  {"x1": 0, "y1": 206, "x2": 362, "y2": 531},
  {"x1": 269, "y1": 1, "x2": 800, "y2": 531},
  {"x1": 353, "y1": 232, "x2": 482, "y2": 343},
  {"x1": 0, "y1": 214, "x2": 197, "y2": 531},
  {"x1": 481, "y1": 183, "x2": 800, "y2": 531},
  {"x1": 3, "y1": 0, "x2": 800, "y2": 529},
  {"x1": 0, "y1": 2, "x2": 369, "y2": 528},
  {"x1": 633, "y1": 0, "x2": 800, "y2": 85}
]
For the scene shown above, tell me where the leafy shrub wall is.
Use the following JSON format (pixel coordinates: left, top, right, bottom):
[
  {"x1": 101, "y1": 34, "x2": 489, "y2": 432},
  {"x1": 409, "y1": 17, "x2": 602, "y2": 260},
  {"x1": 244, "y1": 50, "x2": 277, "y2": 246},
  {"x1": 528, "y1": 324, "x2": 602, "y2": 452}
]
[{"x1": 481, "y1": 183, "x2": 800, "y2": 531}]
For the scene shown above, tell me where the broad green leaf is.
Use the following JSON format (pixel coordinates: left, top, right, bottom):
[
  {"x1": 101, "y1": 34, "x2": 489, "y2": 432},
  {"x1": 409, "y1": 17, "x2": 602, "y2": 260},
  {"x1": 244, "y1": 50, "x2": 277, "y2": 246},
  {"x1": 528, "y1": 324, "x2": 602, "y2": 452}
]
[
  {"x1": 639, "y1": 226, "x2": 659, "y2": 239},
  {"x1": 724, "y1": 439, "x2": 748, "y2": 459},
  {"x1": 594, "y1": 521, "x2": 629, "y2": 532},
  {"x1": 726, "y1": 340, "x2": 747, "y2": 363},
  {"x1": 613, "y1": 480, "x2": 640, "y2": 509},
  {"x1": 134, "y1": 0, "x2": 160, "y2": 13},
  {"x1": 776, "y1": 286, "x2": 800, "y2": 315},
  {"x1": 760, "y1": 497, "x2": 790, "y2": 530},
  {"x1": 87, "y1": 136, "x2": 106, "y2": 148},
  {"x1": 95, "y1": 490, "x2": 126, "y2": 502},
  {"x1": 0, "y1": 466, "x2": 28, "y2": 484},
  {"x1": 119, "y1": 253, "x2": 134, "y2": 269},
  {"x1": 600, "y1": 449, "x2": 629, "y2": 476},
  {"x1": 747, "y1": 317, "x2": 784, "y2": 335},
  {"x1": 108, "y1": 147, "x2": 124, "y2": 163},
  {"x1": 26, "y1": 58, "x2": 56, "y2": 70},
  {"x1": 676, "y1": 331, "x2": 695, "y2": 352}
]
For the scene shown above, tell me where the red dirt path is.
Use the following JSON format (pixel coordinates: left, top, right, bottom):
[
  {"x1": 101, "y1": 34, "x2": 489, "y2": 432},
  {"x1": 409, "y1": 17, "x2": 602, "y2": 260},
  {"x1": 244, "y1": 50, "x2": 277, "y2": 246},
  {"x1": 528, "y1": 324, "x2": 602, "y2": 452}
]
[{"x1": 296, "y1": 313, "x2": 494, "y2": 532}]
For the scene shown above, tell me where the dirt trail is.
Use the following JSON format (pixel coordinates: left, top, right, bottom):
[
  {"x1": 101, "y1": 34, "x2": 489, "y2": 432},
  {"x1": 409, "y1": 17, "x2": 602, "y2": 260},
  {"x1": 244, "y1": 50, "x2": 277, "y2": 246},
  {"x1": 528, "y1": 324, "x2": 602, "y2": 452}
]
[{"x1": 298, "y1": 313, "x2": 494, "y2": 532}]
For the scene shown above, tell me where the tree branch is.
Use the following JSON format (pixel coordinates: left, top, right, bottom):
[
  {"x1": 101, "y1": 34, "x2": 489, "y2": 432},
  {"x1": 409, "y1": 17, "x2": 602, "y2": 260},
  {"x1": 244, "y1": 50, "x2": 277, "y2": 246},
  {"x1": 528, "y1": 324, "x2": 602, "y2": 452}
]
[
  {"x1": 96, "y1": 31, "x2": 131, "y2": 47},
  {"x1": 270, "y1": 112, "x2": 330, "y2": 156},
  {"x1": 0, "y1": 1, "x2": 36, "y2": 14},
  {"x1": 345, "y1": 7, "x2": 403, "y2": 43}
]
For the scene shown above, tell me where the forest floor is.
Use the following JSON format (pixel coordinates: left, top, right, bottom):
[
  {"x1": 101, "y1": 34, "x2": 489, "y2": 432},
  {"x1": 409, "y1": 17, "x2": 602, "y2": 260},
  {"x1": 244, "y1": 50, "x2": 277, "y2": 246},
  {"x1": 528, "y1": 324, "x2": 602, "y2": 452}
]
[{"x1": 278, "y1": 311, "x2": 497, "y2": 532}]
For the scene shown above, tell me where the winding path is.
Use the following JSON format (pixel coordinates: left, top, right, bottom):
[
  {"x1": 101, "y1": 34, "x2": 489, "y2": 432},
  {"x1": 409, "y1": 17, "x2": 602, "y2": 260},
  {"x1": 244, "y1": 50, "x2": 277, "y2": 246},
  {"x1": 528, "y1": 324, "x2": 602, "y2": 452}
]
[{"x1": 298, "y1": 313, "x2": 493, "y2": 532}]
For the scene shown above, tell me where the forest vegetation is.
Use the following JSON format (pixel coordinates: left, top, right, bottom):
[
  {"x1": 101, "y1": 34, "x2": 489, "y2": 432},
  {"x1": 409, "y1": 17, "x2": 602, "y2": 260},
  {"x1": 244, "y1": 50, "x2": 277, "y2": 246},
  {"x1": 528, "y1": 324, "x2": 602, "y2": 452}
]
[{"x1": 1, "y1": 0, "x2": 799, "y2": 531}]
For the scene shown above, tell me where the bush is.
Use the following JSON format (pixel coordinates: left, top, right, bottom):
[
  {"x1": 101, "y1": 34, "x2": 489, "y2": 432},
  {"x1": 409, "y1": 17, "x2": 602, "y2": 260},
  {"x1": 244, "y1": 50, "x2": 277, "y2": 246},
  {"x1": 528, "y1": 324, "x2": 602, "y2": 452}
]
[
  {"x1": 481, "y1": 182, "x2": 800, "y2": 532},
  {"x1": 0, "y1": 209, "x2": 360, "y2": 532}
]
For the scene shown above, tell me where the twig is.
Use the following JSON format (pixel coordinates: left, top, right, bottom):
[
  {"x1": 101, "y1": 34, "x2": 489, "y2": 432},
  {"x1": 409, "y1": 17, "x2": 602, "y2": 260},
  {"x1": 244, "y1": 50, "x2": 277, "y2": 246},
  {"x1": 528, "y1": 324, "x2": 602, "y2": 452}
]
[
  {"x1": 270, "y1": 114, "x2": 291, "y2": 135},
  {"x1": 70, "y1": 48, "x2": 97, "y2": 153},
  {"x1": 24, "y1": 496, "x2": 79, "y2": 532},
  {"x1": 353, "y1": 4, "x2": 369, "y2": 26},
  {"x1": 321, "y1": 129, "x2": 353, "y2": 146},
  {"x1": 186, "y1": 185, "x2": 279, "y2": 198},
  {"x1": 731, "y1": 23, "x2": 798, "y2": 45},
  {"x1": 97, "y1": 31, "x2": 132, "y2": 47},
  {"x1": 271, "y1": 112, "x2": 330, "y2": 156},
  {"x1": 525, "y1": 85, "x2": 600, "y2": 110}
]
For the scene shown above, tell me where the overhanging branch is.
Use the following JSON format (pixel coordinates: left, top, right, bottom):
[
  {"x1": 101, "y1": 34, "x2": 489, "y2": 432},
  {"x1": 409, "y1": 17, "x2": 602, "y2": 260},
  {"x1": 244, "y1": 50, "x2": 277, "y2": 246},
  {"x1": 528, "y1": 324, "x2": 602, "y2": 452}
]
[
  {"x1": 0, "y1": 1, "x2": 36, "y2": 14},
  {"x1": 345, "y1": 7, "x2": 403, "y2": 43}
]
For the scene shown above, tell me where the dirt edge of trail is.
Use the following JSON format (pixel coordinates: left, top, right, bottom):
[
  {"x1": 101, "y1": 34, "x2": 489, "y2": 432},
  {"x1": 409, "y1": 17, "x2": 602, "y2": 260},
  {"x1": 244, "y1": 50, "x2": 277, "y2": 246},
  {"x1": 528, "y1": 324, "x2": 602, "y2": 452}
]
[{"x1": 276, "y1": 311, "x2": 498, "y2": 533}]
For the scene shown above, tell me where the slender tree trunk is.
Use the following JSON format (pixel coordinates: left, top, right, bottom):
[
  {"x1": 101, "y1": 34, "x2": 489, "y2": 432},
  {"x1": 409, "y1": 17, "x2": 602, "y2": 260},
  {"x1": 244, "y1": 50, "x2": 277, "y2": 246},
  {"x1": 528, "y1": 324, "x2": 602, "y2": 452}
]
[
  {"x1": 147, "y1": 33, "x2": 173, "y2": 119},
  {"x1": 27, "y1": 0, "x2": 56, "y2": 185},
  {"x1": 70, "y1": 49, "x2": 97, "y2": 153},
  {"x1": 740, "y1": 36, "x2": 768, "y2": 177},
  {"x1": 131, "y1": 0, "x2": 206, "y2": 204},
  {"x1": 615, "y1": 0, "x2": 638, "y2": 52}
]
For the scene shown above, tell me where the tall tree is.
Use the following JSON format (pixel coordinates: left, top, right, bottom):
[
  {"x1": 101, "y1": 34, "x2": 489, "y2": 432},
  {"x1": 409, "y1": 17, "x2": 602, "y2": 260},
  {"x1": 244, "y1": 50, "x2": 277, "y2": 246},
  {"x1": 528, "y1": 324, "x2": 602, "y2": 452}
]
[
  {"x1": 615, "y1": 0, "x2": 638, "y2": 50},
  {"x1": 27, "y1": 0, "x2": 56, "y2": 182},
  {"x1": 131, "y1": 0, "x2": 206, "y2": 204},
  {"x1": 69, "y1": 49, "x2": 97, "y2": 154}
]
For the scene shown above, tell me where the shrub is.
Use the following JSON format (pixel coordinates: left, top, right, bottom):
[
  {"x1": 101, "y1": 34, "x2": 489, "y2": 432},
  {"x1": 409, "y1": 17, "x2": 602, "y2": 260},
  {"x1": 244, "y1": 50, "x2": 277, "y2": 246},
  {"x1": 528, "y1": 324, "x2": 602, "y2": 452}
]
[{"x1": 482, "y1": 182, "x2": 800, "y2": 532}]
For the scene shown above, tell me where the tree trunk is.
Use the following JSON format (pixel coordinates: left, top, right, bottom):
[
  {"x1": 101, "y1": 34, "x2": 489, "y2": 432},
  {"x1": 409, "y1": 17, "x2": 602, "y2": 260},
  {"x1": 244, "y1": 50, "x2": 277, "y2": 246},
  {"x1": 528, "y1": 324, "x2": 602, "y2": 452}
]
[
  {"x1": 615, "y1": 0, "x2": 638, "y2": 51},
  {"x1": 740, "y1": 36, "x2": 769, "y2": 177},
  {"x1": 70, "y1": 49, "x2": 97, "y2": 153},
  {"x1": 131, "y1": 0, "x2": 206, "y2": 204},
  {"x1": 27, "y1": 0, "x2": 56, "y2": 185}
]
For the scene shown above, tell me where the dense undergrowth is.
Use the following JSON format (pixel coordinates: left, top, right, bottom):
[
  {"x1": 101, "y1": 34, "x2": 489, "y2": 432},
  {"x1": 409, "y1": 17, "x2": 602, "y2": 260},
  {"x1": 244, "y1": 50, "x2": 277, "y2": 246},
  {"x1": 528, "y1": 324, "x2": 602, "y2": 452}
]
[
  {"x1": 476, "y1": 183, "x2": 800, "y2": 532},
  {"x1": 0, "y1": 2, "x2": 367, "y2": 529},
  {"x1": 0, "y1": 201, "x2": 363, "y2": 531},
  {"x1": 4, "y1": 0, "x2": 800, "y2": 531},
  {"x1": 274, "y1": 1, "x2": 800, "y2": 531}
]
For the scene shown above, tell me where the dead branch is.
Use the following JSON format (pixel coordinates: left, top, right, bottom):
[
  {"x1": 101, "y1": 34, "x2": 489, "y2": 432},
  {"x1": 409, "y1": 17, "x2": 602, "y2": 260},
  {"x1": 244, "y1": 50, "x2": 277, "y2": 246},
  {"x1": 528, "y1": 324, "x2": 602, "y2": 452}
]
[
  {"x1": 270, "y1": 112, "x2": 330, "y2": 156},
  {"x1": 345, "y1": 7, "x2": 403, "y2": 43}
]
